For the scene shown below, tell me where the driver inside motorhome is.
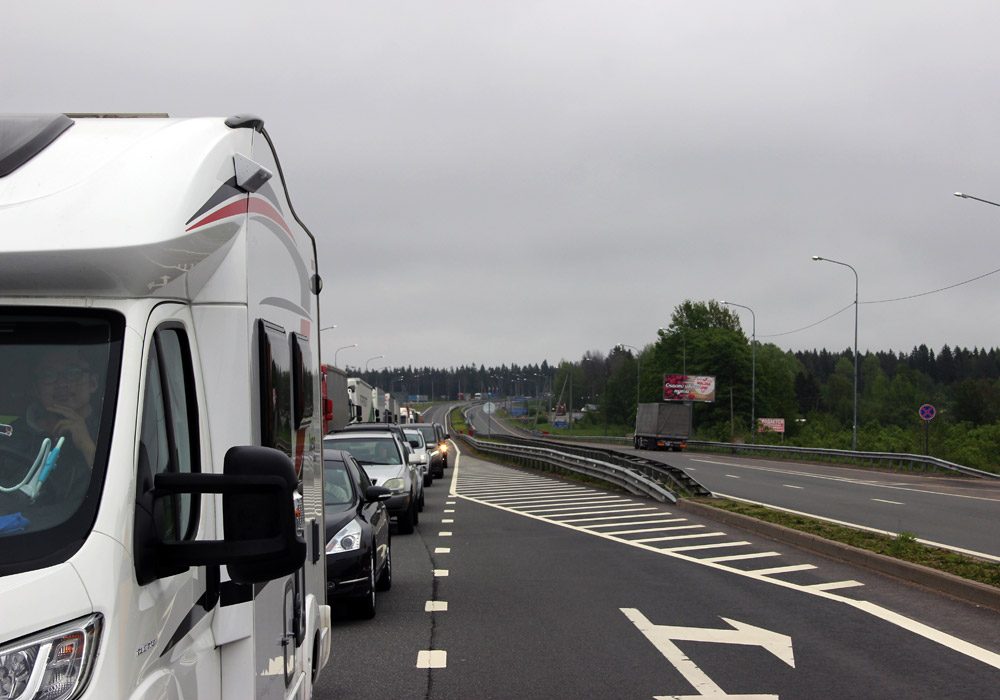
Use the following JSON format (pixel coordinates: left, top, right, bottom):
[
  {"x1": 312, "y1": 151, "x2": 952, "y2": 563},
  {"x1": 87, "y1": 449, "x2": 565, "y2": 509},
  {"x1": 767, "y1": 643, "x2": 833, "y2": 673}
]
[{"x1": 0, "y1": 313, "x2": 116, "y2": 538}]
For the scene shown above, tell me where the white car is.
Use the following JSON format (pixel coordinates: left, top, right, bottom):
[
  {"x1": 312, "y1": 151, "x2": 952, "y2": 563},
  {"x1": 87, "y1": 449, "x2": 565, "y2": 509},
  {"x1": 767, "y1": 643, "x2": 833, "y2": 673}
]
[{"x1": 403, "y1": 428, "x2": 433, "y2": 487}]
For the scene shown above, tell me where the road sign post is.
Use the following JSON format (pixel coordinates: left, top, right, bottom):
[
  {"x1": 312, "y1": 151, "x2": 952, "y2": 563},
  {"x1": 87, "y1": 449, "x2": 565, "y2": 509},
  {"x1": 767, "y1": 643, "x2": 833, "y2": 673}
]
[{"x1": 918, "y1": 403, "x2": 936, "y2": 455}]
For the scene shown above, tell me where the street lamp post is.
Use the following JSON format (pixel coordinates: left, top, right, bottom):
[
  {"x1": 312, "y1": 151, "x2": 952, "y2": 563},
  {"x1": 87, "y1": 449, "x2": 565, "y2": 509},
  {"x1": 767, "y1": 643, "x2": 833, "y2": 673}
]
[
  {"x1": 953, "y1": 192, "x2": 1000, "y2": 207},
  {"x1": 721, "y1": 301, "x2": 756, "y2": 441},
  {"x1": 333, "y1": 343, "x2": 357, "y2": 367},
  {"x1": 364, "y1": 354, "x2": 384, "y2": 372},
  {"x1": 812, "y1": 255, "x2": 859, "y2": 450}
]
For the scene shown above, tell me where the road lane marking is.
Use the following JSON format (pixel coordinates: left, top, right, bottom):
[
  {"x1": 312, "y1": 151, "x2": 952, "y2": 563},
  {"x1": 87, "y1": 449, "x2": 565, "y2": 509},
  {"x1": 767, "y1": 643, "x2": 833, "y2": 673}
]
[
  {"x1": 783, "y1": 484, "x2": 804, "y2": 489},
  {"x1": 442, "y1": 519, "x2": 454, "y2": 523},
  {"x1": 457, "y1": 474, "x2": 1000, "y2": 669},
  {"x1": 607, "y1": 524, "x2": 704, "y2": 536},
  {"x1": 872, "y1": 498, "x2": 905, "y2": 505},
  {"x1": 558, "y1": 510, "x2": 663, "y2": 523},
  {"x1": 444, "y1": 509, "x2": 455, "y2": 513},
  {"x1": 807, "y1": 580, "x2": 864, "y2": 591},
  {"x1": 587, "y1": 518, "x2": 686, "y2": 529},
  {"x1": 416, "y1": 650, "x2": 447, "y2": 669},
  {"x1": 666, "y1": 541, "x2": 752, "y2": 552},
  {"x1": 425, "y1": 601, "x2": 448, "y2": 612},
  {"x1": 702, "y1": 551, "x2": 781, "y2": 563},
  {"x1": 445, "y1": 501, "x2": 456, "y2": 505},
  {"x1": 520, "y1": 501, "x2": 636, "y2": 514},
  {"x1": 494, "y1": 494, "x2": 626, "y2": 506},
  {"x1": 725, "y1": 474, "x2": 741, "y2": 479},
  {"x1": 550, "y1": 507, "x2": 658, "y2": 519},
  {"x1": 635, "y1": 532, "x2": 725, "y2": 544},
  {"x1": 751, "y1": 564, "x2": 817, "y2": 576},
  {"x1": 433, "y1": 570, "x2": 449, "y2": 577},
  {"x1": 434, "y1": 547, "x2": 450, "y2": 554},
  {"x1": 715, "y1": 492, "x2": 1000, "y2": 562},
  {"x1": 439, "y1": 531, "x2": 452, "y2": 537}
]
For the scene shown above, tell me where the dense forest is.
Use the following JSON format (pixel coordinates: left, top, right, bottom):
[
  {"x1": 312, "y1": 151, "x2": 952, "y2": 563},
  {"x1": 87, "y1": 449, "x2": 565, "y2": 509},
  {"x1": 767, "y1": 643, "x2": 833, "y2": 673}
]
[{"x1": 348, "y1": 299, "x2": 1000, "y2": 472}]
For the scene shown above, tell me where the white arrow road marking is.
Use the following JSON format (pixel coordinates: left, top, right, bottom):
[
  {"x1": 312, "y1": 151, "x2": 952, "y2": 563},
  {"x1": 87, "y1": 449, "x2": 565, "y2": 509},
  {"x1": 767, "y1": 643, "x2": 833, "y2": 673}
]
[{"x1": 622, "y1": 608, "x2": 793, "y2": 698}]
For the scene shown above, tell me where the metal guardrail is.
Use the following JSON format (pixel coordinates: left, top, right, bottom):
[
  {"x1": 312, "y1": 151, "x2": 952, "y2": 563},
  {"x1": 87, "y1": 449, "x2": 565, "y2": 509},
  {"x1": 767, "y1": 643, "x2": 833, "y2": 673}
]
[{"x1": 456, "y1": 434, "x2": 678, "y2": 503}]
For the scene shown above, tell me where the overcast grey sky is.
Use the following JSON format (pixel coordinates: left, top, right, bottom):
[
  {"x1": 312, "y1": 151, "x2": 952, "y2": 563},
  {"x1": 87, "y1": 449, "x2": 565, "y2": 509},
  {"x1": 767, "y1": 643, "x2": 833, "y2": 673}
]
[{"x1": 7, "y1": 2, "x2": 1000, "y2": 368}]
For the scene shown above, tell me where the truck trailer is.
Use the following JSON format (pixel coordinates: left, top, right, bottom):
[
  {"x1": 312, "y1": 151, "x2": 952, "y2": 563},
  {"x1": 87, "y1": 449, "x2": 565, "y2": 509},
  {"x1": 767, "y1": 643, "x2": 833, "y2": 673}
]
[
  {"x1": 634, "y1": 402, "x2": 693, "y2": 451},
  {"x1": 0, "y1": 114, "x2": 331, "y2": 700}
]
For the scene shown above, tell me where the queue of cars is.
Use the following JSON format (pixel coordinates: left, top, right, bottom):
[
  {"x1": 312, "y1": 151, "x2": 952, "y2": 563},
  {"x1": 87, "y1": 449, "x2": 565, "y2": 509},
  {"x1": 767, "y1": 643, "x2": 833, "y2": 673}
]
[{"x1": 321, "y1": 420, "x2": 451, "y2": 618}]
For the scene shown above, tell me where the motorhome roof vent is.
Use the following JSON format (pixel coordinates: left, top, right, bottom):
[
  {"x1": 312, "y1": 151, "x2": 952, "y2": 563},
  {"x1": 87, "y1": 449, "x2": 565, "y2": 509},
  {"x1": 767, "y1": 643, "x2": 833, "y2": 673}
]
[{"x1": 0, "y1": 114, "x2": 74, "y2": 178}]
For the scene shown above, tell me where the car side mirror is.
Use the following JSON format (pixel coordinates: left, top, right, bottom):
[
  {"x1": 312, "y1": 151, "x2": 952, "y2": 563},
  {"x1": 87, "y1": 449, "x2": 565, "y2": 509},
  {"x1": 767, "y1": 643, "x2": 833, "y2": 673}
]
[
  {"x1": 141, "y1": 446, "x2": 306, "y2": 585},
  {"x1": 364, "y1": 486, "x2": 392, "y2": 502},
  {"x1": 407, "y1": 454, "x2": 421, "y2": 465}
]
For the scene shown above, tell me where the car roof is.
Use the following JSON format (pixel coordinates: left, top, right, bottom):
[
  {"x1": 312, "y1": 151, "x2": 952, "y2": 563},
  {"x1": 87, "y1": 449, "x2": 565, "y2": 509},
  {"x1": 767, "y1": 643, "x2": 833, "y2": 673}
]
[{"x1": 325, "y1": 432, "x2": 398, "y2": 441}]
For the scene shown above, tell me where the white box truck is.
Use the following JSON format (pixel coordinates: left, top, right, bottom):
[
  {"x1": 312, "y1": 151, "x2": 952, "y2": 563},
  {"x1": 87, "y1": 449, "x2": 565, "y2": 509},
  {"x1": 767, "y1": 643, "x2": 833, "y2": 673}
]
[
  {"x1": 347, "y1": 378, "x2": 373, "y2": 423},
  {"x1": 634, "y1": 402, "x2": 693, "y2": 451},
  {"x1": 0, "y1": 114, "x2": 331, "y2": 699}
]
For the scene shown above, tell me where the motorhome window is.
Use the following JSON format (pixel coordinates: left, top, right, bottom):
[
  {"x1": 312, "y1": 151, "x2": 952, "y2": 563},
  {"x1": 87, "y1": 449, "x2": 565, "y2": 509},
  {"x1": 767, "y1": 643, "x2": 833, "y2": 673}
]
[
  {"x1": 258, "y1": 320, "x2": 292, "y2": 457},
  {"x1": 291, "y1": 333, "x2": 314, "y2": 430},
  {"x1": 139, "y1": 327, "x2": 200, "y2": 543},
  {"x1": 0, "y1": 309, "x2": 123, "y2": 576}
]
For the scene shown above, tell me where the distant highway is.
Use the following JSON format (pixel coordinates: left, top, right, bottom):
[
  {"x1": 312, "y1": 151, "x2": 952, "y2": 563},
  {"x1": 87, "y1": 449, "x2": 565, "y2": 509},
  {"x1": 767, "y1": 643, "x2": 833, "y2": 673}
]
[{"x1": 462, "y1": 404, "x2": 1000, "y2": 560}]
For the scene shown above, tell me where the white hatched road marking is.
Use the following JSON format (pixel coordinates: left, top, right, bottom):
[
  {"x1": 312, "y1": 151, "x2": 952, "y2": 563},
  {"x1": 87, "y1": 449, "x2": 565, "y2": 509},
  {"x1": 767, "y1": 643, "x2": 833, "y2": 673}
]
[
  {"x1": 808, "y1": 580, "x2": 865, "y2": 591},
  {"x1": 783, "y1": 484, "x2": 804, "y2": 489},
  {"x1": 872, "y1": 498, "x2": 905, "y2": 505},
  {"x1": 560, "y1": 511, "x2": 666, "y2": 524},
  {"x1": 447, "y1": 438, "x2": 1000, "y2": 670},
  {"x1": 635, "y1": 532, "x2": 725, "y2": 544},
  {"x1": 608, "y1": 524, "x2": 704, "y2": 536},
  {"x1": 702, "y1": 551, "x2": 781, "y2": 563},
  {"x1": 750, "y1": 564, "x2": 817, "y2": 576},
  {"x1": 587, "y1": 518, "x2": 687, "y2": 529},
  {"x1": 666, "y1": 541, "x2": 752, "y2": 553}
]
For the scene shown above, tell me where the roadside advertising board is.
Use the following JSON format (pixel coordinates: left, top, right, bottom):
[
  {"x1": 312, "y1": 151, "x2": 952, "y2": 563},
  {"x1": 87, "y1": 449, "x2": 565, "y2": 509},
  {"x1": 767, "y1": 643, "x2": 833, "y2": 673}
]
[
  {"x1": 757, "y1": 418, "x2": 786, "y2": 433},
  {"x1": 663, "y1": 374, "x2": 716, "y2": 402}
]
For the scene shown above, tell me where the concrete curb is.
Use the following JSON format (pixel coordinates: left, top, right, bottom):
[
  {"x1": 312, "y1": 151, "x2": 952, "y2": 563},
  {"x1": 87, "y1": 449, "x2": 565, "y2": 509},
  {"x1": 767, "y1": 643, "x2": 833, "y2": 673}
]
[{"x1": 675, "y1": 499, "x2": 1000, "y2": 613}]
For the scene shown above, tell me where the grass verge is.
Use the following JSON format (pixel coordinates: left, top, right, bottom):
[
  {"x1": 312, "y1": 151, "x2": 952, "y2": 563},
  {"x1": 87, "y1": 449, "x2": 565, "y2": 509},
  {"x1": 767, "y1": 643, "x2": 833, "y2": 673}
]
[{"x1": 691, "y1": 497, "x2": 1000, "y2": 588}]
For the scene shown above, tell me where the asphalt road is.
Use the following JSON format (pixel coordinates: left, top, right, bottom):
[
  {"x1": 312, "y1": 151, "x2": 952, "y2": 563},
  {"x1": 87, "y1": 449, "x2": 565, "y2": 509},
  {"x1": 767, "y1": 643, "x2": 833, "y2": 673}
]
[
  {"x1": 313, "y1": 431, "x2": 1000, "y2": 699},
  {"x1": 463, "y1": 403, "x2": 1000, "y2": 560}
]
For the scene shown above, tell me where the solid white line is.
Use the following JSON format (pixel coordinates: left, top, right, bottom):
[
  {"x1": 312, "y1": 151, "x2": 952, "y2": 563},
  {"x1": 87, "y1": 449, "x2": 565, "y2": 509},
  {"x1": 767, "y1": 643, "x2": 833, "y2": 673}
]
[
  {"x1": 433, "y1": 570, "x2": 449, "y2": 577},
  {"x1": 702, "y1": 551, "x2": 781, "y2": 563},
  {"x1": 448, "y1": 441, "x2": 461, "y2": 496},
  {"x1": 807, "y1": 580, "x2": 864, "y2": 591},
  {"x1": 587, "y1": 518, "x2": 687, "y2": 529},
  {"x1": 751, "y1": 564, "x2": 817, "y2": 576},
  {"x1": 714, "y1": 492, "x2": 1000, "y2": 563},
  {"x1": 456, "y1": 489, "x2": 1000, "y2": 669},
  {"x1": 635, "y1": 532, "x2": 724, "y2": 544},
  {"x1": 666, "y1": 541, "x2": 752, "y2": 553},
  {"x1": 416, "y1": 650, "x2": 447, "y2": 669},
  {"x1": 606, "y1": 524, "x2": 704, "y2": 536},
  {"x1": 434, "y1": 547, "x2": 450, "y2": 554},
  {"x1": 872, "y1": 498, "x2": 905, "y2": 505},
  {"x1": 783, "y1": 484, "x2": 804, "y2": 489},
  {"x1": 425, "y1": 601, "x2": 448, "y2": 612}
]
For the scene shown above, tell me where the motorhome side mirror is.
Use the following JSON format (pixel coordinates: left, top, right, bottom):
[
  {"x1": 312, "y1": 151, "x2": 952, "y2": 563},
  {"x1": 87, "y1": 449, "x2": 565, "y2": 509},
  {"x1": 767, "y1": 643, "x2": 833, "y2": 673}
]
[
  {"x1": 364, "y1": 485, "x2": 392, "y2": 503},
  {"x1": 151, "y1": 446, "x2": 306, "y2": 585}
]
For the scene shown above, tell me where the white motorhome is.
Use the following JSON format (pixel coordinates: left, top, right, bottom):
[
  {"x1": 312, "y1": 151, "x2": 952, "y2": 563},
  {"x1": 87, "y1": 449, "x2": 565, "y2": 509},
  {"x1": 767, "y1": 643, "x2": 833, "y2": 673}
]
[{"x1": 0, "y1": 114, "x2": 331, "y2": 699}]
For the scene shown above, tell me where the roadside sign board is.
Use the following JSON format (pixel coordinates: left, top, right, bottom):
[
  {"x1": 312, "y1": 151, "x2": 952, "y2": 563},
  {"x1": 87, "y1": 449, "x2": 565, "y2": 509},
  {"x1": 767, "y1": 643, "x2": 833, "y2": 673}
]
[
  {"x1": 757, "y1": 418, "x2": 785, "y2": 434},
  {"x1": 663, "y1": 374, "x2": 716, "y2": 402},
  {"x1": 483, "y1": 402, "x2": 496, "y2": 415},
  {"x1": 918, "y1": 403, "x2": 936, "y2": 421}
]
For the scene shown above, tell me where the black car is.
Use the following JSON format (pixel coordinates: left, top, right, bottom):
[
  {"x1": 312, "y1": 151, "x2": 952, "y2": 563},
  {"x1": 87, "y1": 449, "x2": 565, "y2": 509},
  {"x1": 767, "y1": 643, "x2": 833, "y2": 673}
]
[
  {"x1": 324, "y1": 449, "x2": 392, "y2": 618},
  {"x1": 407, "y1": 422, "x2": 450, "y2": 477}
]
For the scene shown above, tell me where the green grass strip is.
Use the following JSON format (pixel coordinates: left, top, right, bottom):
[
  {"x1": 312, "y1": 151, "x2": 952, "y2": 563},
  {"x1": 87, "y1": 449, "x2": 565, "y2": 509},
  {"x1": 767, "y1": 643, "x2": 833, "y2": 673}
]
[{"x1": 690, "y1": 497, "x2": 1000, "y2": 588}]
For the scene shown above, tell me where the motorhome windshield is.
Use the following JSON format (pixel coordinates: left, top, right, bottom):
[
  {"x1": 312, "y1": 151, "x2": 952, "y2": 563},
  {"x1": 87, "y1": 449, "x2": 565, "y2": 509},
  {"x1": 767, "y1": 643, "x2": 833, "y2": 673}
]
[{"x1": 0, "y1": 309, "x2": 123, "y2": 576}]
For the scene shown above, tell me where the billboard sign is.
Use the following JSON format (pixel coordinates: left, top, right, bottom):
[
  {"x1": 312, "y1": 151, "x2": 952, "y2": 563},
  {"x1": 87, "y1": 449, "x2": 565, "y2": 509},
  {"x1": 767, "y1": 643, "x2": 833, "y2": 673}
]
[
  {"x1": 757, "y1": 418, "x2": 785, "y2": 434},
  {"x1": 663, "y1": 374, "x2": 716, "y2": 402}
]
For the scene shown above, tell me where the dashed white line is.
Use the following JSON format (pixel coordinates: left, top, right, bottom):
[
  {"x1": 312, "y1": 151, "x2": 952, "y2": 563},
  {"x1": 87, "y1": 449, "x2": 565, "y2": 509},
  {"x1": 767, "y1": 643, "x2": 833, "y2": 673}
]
[
  {"x1": 872, "y1": 498, "x2": 905, "y2": 505},
  {"x1": 434, "y1": 547, "x2": 450, "y2": 554},
  {"x1": 783, "y1": 484, "x2": 804, "y2": 489},
  {"x1": 439, "y1": 531, "x2": 453, "y2": 537},
  {"x1": 725, "y1": 474, "x2": 741, "y2": 479},
  {"x1": 425, "y1": 601, "x2": 448, "y2": 612},
  {"x1": 442, "y1": 519, "x2": 454, "y2": 524},
  {"x1": 433, "y1": 569, "x2": 449, "y2": 577},
  {"x1": 416, "y1": 650, "x2": 447, "y2": 669},
  {"x1": 444, "y1": 509, "x2": 455, "y2": 513}
]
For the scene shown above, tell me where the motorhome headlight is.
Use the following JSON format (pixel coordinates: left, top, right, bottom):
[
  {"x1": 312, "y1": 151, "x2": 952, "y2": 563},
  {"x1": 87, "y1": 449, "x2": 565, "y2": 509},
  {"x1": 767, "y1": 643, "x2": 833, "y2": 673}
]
[
  {"x1": 326, "y1": 519, "x2": 362, "y2": 554},
  {"x1": 382, "y1": 478, "x2": 406, "y2": 493},
  {"x1": 0, "y1": 614, "x2": 102, "y2": 700}
]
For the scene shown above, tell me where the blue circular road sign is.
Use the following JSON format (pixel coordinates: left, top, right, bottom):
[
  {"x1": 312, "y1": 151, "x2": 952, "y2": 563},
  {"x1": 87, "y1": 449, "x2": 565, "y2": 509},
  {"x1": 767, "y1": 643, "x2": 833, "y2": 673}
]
[{"x1": 918, "y1": 403, "x2": 936, "y2": 421}]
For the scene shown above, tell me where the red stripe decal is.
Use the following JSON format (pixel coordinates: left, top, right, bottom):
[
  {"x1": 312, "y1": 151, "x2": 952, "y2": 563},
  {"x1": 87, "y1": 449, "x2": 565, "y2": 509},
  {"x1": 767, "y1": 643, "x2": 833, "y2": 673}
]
[
  {"x1": 185, "y1": 199, "x2": 248, "y2": 232},
  {"x1": 249, "y1": 197, "x2": 293, "y2": 236}
]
